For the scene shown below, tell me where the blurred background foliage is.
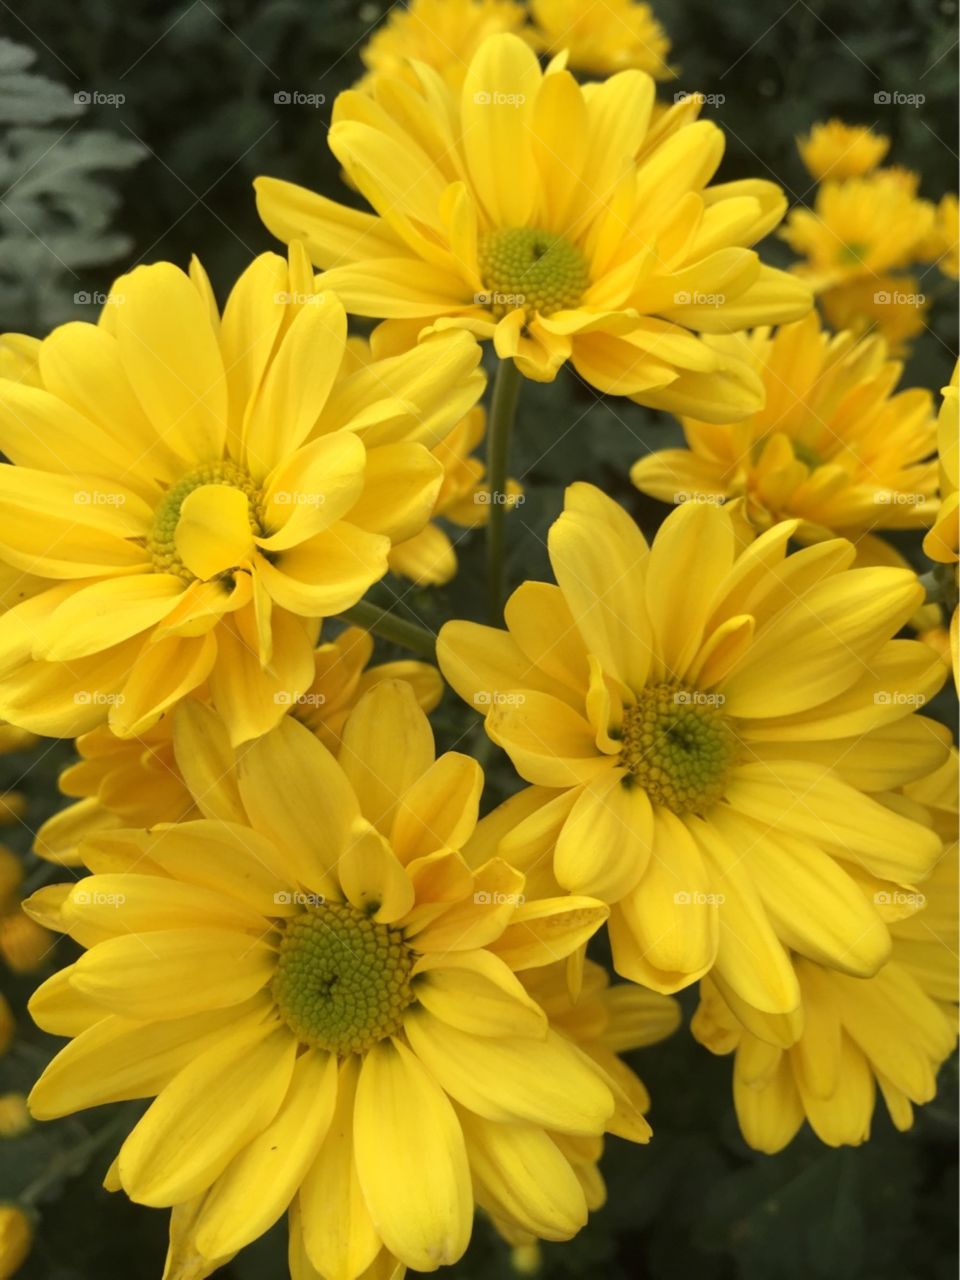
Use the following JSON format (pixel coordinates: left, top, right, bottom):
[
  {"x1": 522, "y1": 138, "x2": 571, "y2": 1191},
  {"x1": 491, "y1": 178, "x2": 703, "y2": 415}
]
[{"x1": 0, "y1": 1, "x2": 957, "y2": 1278}]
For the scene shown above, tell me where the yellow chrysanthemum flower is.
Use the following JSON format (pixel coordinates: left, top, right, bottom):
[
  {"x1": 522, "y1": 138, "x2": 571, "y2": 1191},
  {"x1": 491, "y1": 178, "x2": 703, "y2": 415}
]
[
  {"x1": 818, "y1": 271, "x2": 929, "y2": 355},
  {"x1": 256, "y1": 34, "x2": 810, "y2": 416},
  {"x1": 0, "y1": 248, "x2": 484, "y2": 747},
  {"x1": 438, "y1": 482, "x2": 950, "y2": 1007},
  {"x1": 0, "y1": 1094, "x2": 30, "y2": 1139},
  {"x1": 631, "y1": 312, "x2": 938, "y2": 549},
  {"x1": 34, "y1": 627, "x2": 443, "y2": 865},
  {"x1": 797, "y1": 120, "x2": 889, "y2": 182},
  {"x1": 924, "y1": 365, "x2": 959, "y2": 684},
  {"x1": 0, "y1": 848, "x2": 53, "y2": 975},
  {"x1": 782, "y1": 172, "x2": 936, "y2": 292},
  {"x1": 342, "y1": 336, "x2": 520, "y2": 585},
  {"x1": 26, "y1": 683, "x2": 648, "y2": 1278},
  {"x1": 357, "y1": 0, "x2": 532, "y2": 92},
  {"x1": 527, "y1": 0, "x2": 675, "y2": 79},
  {"x1": 692, "y1": 754, "x2": 958, "y2": 1151}
]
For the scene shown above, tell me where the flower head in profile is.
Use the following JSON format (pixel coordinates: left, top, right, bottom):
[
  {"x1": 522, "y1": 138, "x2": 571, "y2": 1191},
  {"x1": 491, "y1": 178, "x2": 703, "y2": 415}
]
[
  {"x1": 34, "y1": 627, "x2": 443, "y2": 865},
  {"x1": 528, "y1": 0, "x2": 675, "y2": 79},
  {"x1": 692, "y1": 754, "x2": 958, "y2": 1152},
  {"x1": 356, "y1": 0, "x2": 532, "y2": 92},
  {"x1": 439, "y1": 483, "x2": 949, "y2": 1009},
  {"x1": 796, "y1": 120, "x2": 889, "y2": 182},
  {"x1": 256, "y1": 33, "x2": 810, "y2": 418},
  {"x1": 26, "y1": 683, "x2": 642, "y2": 1279},
  {"x1": 0, "y1": 247, "x2": 483, "y2": 746},
  {"x1": 923, "y1": 365, "x2": 959, "y2": 685},
  {"x1": 631, "y1": 312, "x2": 938, "y2": 552}
]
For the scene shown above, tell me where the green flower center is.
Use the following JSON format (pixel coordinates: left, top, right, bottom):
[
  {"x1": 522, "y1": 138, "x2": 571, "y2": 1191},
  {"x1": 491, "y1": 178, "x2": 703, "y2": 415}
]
[
  {"x1": 149, "y1": 460, "x2": 264, "y2": 580},
  {"x1": 618, "y1": 682, "x2": 738, "y2": 815},
  {"x1": 272, "y1": 902, "x2": 415, "y2": 1055},
  {"x1": 477, "y1": 227, "x2": 590, "y2": 319}
]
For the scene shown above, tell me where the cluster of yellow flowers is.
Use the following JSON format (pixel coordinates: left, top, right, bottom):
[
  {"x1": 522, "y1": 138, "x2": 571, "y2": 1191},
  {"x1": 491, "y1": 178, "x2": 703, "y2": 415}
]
[
  {"x1": 786, "y1": 120, "x2": 958, "y2": 352},
  {"x1": 0, "y1": 3, "x2": 955, "y2": 1279}
]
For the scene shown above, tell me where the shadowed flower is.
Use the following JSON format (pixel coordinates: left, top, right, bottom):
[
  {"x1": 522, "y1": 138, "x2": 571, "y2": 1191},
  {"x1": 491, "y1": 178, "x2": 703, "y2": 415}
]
[
  {"x1": 631, "y1": 312, "x2": 938, "y2": 553},
  {"x1": 0, "y1": 247, "x2": 483, "y2": 746},
  {"x1": 25, "y1": 683, "x2": 645, "y2": 1279},
  {"x1": 256, "y1": 33, "x2": 810, "y2": 417},
  {"x1": 34, "y1": 627, "x2": 443, "y2": 865},
  {"x1": 439, "y1": 482, "x2": 949, "y2": 1009},
  {"x1": 692, "y1": 754, "x2": 958, "y2": 1151}
]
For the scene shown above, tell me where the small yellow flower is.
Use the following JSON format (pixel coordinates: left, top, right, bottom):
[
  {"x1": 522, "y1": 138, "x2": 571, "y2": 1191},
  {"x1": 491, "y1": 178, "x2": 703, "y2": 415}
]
[
  {"x1": 917, "y1": 193, "x2": 959, "y2": 279},
  {"x1": 797, "y1": 120, "x2": 889, "y2": 182},
  {"x1": 692, "y1": 754, "x2": 958, "y2": 1151},
  {"x1": 257, "y1": 34, "x2": 810, "y2": 417},
  {"x1": 35, "y1": 628, "x2": 443, "y2": 866},
  {"x1": 357, "y1": 0, "x2": 532, "y2": 92},
  {"x1": 818, "y1": 272, "x2": 929, "y2": 355},
  {"x1": 0, "y1": 248, "x2": 484, "y2": 746},
  {"x1": 631, "y1": 311, "x2": 939, "y2": 548},
  {"x1": 439, "y1": 483, "x2": 948, "y2": 1006},
  {"x1": 0, "y1": 1205, "x2": 31, "y2": 1279},
  {"x1": 782, "y1": 171, "x2": 936, "y2": 292},
  {"x1": 0, "y1": 1095, "x2": 30, "y2": 1139},
  {"x1": 26, "y1": 684, "x2": 640, "y2": 1277},
  {"x1": 528, "y1": 0, "x2": 675, "y2": 79}
]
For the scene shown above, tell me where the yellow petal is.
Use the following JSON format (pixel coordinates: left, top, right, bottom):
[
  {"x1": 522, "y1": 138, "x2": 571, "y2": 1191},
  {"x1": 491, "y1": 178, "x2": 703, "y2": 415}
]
[
  {"x1": 354, "y1": 1038, "x2": 472, "y2": 1271},
  {"x1": 413, "y1": 949, "x2": 548, "y2": 1038}
]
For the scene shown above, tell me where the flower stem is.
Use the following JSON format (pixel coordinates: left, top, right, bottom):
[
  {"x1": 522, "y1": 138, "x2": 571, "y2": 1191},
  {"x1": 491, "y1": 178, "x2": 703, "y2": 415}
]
[
  {"x1": 485, "y1": 357, "x2": 522, "y2": 621},
  {"x1": 338, "y1": 601, "x2": 436, "y2": 659}
]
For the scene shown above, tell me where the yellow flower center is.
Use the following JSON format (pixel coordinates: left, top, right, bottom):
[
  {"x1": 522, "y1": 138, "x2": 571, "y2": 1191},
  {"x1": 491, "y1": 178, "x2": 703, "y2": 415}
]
[
  {"x1": 477, "y1": 227, "x2": 590, "y2": 319},
  {"x1": 618, "y1": 683, "x2": 738, "y2": 815},
  {"x1": 272, "y1": 902, "x2": 415, "y2": 1054},
  {"x1": 149, "y1": 461, "x2": 264, "y2": 580}
]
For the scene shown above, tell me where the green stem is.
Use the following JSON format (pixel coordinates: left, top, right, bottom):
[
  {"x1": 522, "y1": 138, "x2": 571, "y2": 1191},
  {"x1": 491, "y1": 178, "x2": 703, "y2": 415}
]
[
  {"x1": 485, "y1": 357, "x2": 523, "y2": 621},
  {"x1": 338, "y1": 601, "x2": 436, "y2": 659}
]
